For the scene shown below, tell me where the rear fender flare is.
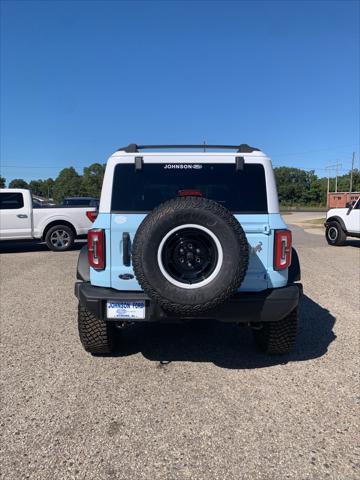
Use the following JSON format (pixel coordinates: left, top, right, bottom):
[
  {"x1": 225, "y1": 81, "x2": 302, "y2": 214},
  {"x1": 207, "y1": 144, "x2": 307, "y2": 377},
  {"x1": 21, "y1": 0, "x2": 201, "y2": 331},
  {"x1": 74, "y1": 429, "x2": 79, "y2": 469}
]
[
  {"x1": 288, "y1": 247, "x2": 301, "y2": 283},
  {"x1": 77, "y1": 245, "x2": 90, "y2": 282}
]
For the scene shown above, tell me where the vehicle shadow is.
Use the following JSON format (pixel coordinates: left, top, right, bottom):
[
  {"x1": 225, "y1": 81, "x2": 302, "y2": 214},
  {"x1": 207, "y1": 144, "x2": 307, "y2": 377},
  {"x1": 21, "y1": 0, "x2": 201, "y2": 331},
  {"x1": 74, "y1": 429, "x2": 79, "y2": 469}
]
[
  {"x1": 0, "y1": 240, "x2": 86, "y2": 254},
  {"x1": 110, "y1": 294, "x2": 336, "y2": 369},
  {"x1": 344, "y1": 239, "x2": 360, "y2": 248}
]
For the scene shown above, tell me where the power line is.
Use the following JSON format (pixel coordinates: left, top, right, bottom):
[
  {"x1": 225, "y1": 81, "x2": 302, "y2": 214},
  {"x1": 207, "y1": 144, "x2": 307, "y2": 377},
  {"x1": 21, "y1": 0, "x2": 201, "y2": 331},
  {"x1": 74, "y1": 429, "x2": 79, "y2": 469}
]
[
  {"x1": 271, "y1": 144, "x2": 359, "y2": 157},
  {"x1": 325, "y1": 161, "x2": 342, "y2": 194},
  {"x1": 1, "y1": 165, "x2": 65, "y2": 169},
  {"x1": 1, "y1": 164, "x2": 90, "y2": 169}
]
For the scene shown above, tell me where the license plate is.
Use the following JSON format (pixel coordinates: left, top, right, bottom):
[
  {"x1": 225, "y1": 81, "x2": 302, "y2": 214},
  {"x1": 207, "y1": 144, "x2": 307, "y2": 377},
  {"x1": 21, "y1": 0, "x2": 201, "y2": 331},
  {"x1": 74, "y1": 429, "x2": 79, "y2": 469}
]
[{"x1": 106, "y1": 300, "x2": 146, "y2": 319}]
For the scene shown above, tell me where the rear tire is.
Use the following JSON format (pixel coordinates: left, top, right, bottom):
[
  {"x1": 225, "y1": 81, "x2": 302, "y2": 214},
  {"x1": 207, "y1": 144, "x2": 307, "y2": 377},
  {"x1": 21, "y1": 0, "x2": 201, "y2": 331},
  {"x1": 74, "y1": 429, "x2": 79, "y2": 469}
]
[
  {"x1": 132, "y1": 196, "x2": 249, "y2": 315},
  {"x1": 325, "y1": 221, "x2": 346, "y2": 246},
  {"x1": 45, "y1": 224, "x2": 75, "y2": 251},
  {"x1": 78, "y1": 304, "x2": 116, "y2": 355},
  {"x1": 253, "y1": 308, "x2": 298, "y2": 355}
]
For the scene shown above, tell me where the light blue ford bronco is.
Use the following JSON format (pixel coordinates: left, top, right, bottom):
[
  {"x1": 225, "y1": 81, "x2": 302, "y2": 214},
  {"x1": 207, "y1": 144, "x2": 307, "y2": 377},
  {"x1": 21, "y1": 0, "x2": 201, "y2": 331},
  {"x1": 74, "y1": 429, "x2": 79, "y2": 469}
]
[{"x1": 75, "y1": 144, "x2": 302, "y2": 355}]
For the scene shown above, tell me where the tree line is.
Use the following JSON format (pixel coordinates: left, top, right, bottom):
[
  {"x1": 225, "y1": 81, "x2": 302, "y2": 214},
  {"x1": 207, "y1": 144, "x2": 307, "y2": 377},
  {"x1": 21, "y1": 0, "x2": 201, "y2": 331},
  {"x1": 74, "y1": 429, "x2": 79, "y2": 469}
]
[
  {"x1": 274, "y1": 167, "x2": 359, "y2": 206},
  {"x1": 0, "y1": 163, "x2": 105, "y2": 203},
  {"x1": 1, "y1": 164, "x2": 359, "y2": 206}
]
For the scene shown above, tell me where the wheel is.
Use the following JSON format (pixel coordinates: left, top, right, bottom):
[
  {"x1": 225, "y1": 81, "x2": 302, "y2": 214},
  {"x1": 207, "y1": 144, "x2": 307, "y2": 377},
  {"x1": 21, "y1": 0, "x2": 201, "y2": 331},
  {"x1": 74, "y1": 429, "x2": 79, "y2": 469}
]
[
  {"x1": 253, "y1": 308, "x2": 298, "y2": 355},
  {"x1": 78, "y1": 304, "x2": 116, "y2": 355},
  {"x1": 45, "y1": 225, "x2": 75, "y2": 251},
  {"x1": 325, "y1": 221, "x2": 346, "y2": 246},
  {"x1": 132, "y1": 196, "x2": 249, "y2": 315}
]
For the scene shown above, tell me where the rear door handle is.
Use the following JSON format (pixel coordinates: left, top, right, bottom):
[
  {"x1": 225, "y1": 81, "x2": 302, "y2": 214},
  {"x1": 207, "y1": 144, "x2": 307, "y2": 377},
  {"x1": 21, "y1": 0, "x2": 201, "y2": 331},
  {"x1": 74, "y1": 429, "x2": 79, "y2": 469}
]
[
  {"x1": 17, "y1": 214, "x2": 28, "y2": 218},
  {"x1": 122, "y1": 232, "x2": 131, "y2": 266}
]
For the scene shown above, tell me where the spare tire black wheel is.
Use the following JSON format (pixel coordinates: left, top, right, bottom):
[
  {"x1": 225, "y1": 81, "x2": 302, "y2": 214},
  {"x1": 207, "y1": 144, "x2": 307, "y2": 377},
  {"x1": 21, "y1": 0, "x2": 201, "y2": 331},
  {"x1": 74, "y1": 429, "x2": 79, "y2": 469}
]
[{"x1": 132, "y1": 197, "x2": 249, "y2": 315}]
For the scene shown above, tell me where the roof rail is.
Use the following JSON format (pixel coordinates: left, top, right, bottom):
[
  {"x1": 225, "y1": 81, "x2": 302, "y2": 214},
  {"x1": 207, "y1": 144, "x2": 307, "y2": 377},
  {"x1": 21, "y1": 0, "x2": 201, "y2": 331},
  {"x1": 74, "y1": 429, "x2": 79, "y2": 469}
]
[{"x1": 118, "y1": 144, "x2": 260, "y2": 153}]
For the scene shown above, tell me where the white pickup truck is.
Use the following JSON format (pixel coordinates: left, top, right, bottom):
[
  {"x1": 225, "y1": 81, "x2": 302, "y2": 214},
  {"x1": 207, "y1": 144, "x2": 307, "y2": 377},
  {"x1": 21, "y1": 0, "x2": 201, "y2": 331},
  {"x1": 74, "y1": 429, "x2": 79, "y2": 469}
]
[
  {"x1": 325, "y1": 195, "x2": 360, "y2": 246},
  {"x1": 0, "y1": 189, "x2": 96, "y2": 251}
]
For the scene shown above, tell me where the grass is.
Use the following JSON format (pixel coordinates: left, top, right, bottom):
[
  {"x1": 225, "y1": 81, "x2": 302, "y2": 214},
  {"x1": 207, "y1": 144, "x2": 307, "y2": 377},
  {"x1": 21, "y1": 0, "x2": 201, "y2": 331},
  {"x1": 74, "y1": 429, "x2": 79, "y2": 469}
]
[
  {"x1": 304, "y1": 217, "x2": 326, "y2": 229},
  {"x1": 280, "y1": 206, "x2": 327, "y2": 212}
]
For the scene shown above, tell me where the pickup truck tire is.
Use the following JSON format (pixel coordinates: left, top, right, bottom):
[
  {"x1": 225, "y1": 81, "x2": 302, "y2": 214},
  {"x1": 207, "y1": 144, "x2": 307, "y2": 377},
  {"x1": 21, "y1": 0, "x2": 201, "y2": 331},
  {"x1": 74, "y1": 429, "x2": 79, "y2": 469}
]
[
  {"x1": 253, "y1": 308, "x2": 298, "y2": 355},
  {"x1": 45, "y1": 224, "x2": 75, "y2": 251},
  {"x1": 132, "y1": 196, "x2": 249, "y2": 315},
  {"x1": 325, "y1": 221, "x2": 346, "y2": 246},
  {"x1": 78, "y1": 304, "x2": 116, "y2": 355}
]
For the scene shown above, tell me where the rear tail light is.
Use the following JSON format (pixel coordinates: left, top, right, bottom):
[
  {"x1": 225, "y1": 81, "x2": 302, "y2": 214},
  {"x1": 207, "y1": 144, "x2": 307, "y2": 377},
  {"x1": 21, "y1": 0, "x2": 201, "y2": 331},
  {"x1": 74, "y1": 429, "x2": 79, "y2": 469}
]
[
  {"x1": 86, "y1": 210, "x2": 98, "y2": 223},
  {"x1": 88, "y1": 229, "x2": 105, "y2": 270},
  {"x1": 274, "y1": 230, "x2": 292, "y2": 270}
]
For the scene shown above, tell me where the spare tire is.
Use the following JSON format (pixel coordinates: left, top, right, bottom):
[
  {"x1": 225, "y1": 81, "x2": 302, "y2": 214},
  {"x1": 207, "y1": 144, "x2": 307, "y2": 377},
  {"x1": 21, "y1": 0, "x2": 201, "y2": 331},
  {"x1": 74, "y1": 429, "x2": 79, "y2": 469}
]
[{"x1": 132, "y1": 197, "x2": 249, "y2": 315}]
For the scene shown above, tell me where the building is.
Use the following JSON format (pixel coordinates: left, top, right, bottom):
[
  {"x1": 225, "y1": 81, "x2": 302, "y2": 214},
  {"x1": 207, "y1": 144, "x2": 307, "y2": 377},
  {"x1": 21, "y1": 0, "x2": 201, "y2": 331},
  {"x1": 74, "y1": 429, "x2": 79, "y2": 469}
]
[{"x1": 327, "y1": 192, "x2": 360, "y2": 208}]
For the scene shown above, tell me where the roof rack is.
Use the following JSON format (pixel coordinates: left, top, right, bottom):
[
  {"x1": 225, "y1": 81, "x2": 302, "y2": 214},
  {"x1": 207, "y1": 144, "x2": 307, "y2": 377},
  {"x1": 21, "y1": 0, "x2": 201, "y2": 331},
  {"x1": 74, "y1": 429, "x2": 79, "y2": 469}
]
[{"x1": 118, "y1": 144, "x2": 260, "y2": 153}]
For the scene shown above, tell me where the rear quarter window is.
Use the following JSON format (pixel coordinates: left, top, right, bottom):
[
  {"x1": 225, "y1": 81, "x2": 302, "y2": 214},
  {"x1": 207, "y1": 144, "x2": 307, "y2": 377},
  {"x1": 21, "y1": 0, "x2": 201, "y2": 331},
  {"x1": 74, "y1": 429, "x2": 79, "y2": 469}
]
[
  {"x1": 0, "y1": 193, "x2": 24, "y2": 210},
  {"x1": 111, "y1": 163, "x2": 267, "y2": 213}
]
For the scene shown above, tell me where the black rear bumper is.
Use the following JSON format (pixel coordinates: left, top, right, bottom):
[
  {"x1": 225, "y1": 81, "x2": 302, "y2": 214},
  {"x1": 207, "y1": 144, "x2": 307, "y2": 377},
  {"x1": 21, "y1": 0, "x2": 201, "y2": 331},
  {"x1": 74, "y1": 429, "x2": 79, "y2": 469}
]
[{"x1": 75, "y1": 282, "x2": 302, "y2": 324}]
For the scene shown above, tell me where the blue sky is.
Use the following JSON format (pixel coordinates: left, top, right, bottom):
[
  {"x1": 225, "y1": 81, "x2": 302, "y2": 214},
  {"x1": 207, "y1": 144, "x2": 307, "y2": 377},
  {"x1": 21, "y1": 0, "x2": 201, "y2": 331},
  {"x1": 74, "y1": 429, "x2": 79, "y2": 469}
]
[{"x1": 1, "y1": 0, "x2": 359, "y2": 183}]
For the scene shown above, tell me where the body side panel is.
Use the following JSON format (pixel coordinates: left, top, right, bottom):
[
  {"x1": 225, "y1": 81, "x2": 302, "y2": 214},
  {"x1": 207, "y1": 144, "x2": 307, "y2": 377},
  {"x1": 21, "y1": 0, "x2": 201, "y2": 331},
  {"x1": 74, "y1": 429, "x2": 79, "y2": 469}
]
[{"x1": 32, "y1": 207, "x2": 95, "y2": 238}]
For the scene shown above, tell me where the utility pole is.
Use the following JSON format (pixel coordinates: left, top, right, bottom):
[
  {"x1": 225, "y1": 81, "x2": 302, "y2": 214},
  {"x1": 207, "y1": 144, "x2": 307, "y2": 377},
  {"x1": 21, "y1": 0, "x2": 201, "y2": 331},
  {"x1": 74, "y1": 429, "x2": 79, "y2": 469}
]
[
  {"x1": 327, "y1": 173, "x2": 330, "y2": 198},
  {"x1": 325, "y1": 166, "x2": 332, "y2": 209},
  {"x1": 334, "y1": 160, "x2": 341, "y2": 193},
  {"x1": 349, "y1": 152, "x2": 355, "y2": 193},
  {"x1": 326, "y1": 160, "x2": 342, "y2": 193},
  {"x1": 325, "y1": 163, "x2": 341, "y2": 191},
  {"x1": 325, "y1": 161, "x2": 342, "y2": 206}
]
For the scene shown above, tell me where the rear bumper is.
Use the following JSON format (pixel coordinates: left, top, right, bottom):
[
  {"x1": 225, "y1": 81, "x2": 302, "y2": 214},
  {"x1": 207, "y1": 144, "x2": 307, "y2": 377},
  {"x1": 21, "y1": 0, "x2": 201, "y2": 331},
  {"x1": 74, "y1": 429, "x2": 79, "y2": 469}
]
[{"x1": 75, "y1": 282, "x2": 302, "y2": 323}]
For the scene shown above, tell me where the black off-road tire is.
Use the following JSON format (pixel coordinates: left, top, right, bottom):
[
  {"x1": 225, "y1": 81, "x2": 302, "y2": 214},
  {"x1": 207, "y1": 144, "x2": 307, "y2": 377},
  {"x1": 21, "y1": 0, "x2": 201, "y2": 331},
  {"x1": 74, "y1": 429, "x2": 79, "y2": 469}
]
[
  {"x1": 132, "y1": 196, "x2": 249, "y2": 315},
  {"x1": 253, "y1": 308, "x2": 298, "y2": 355},
  {"x1": 45, "y1": 224, "x2": 75, "y2": 251},
  {"x1": 325, "y1": 221, "x2": 346, "y2": 246},
  {"x1": 78, "y1": 304, "x2": 116, "y2": 355}
]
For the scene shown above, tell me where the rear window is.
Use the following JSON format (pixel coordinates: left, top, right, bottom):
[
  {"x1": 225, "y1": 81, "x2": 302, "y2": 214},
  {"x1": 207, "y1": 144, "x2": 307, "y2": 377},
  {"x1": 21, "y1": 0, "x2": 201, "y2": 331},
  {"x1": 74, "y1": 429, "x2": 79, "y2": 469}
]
[
  {"x1": 0, "y1": 193, "x2": 24, "y2": 210},
  {"x1": 111, "y1": 163, "x2": 267, "y2": 213}
]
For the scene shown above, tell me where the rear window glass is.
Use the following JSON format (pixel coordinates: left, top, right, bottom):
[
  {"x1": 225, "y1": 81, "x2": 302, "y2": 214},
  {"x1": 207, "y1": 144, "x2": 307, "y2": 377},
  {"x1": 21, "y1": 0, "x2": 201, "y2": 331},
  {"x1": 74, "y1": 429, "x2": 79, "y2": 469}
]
[
  {"x1": 0, "y1": 193, "x2": 24, "y2": 210},
  {"x1": 111, "y1": 163, "x2": 267, "y2": 213}
]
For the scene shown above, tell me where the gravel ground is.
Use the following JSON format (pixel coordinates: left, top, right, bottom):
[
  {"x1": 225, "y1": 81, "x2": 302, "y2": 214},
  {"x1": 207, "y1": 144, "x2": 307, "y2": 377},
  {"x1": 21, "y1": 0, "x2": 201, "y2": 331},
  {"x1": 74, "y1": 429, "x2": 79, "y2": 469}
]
[{"x1": 0, "y1": 224, "x2": 359, "y2": 480}]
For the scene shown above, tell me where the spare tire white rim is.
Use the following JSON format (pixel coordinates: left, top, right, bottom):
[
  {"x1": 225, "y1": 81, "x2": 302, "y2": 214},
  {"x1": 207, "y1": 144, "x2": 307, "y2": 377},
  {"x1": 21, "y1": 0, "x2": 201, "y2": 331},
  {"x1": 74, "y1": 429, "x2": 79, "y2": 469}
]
[{"x1": 157, "y1": 224, "x2": 223, "y2": 289}]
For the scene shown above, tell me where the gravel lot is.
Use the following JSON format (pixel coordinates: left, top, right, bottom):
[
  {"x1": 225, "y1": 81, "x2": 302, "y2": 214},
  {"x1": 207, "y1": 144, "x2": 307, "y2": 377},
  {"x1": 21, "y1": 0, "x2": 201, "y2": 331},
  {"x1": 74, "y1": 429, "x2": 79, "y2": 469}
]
[{"x1": 1, "y1": 218, "x2": 359, "y2": 480}]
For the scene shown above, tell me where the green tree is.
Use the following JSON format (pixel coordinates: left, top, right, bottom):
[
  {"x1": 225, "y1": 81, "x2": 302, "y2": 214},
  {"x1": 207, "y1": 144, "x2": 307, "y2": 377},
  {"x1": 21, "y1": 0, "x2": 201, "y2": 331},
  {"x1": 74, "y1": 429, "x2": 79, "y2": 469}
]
[
  {"x1": 336, "y1": 169, "x2": 360, "y2": 193},
  {"x1": 0, "y1": 175, "x2": 5, "y2": 188},
  {"x1": 300, "y1": 170, "x2": 322, "y2": 205},
  {"x1": 53, "y1": 167, "x2": 82, "y2": 203},
  {"x1": 274, "y1": 167, "x2": 323, "y2": 206},
  {"x1": 81, "y1": 163, "x2": 105, "y2": 197},
  {"x1": 8, "y1": 178, "x2": 29, "y2": 189},
  {"x1": 29, "y1": 178, "x2": 55, "y2": 198},
  {"x1": 351, "y1": 169, "x2": 360, "y2": 191},
  {"x1": 29, "y1": 180, "x2": 43, "y2": 196},
  {"x1": 42, "y1": 178, "x2": 55, "y2": 199}
]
